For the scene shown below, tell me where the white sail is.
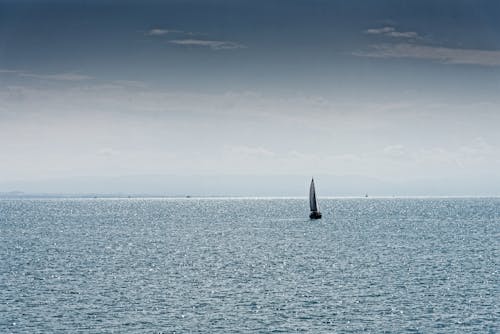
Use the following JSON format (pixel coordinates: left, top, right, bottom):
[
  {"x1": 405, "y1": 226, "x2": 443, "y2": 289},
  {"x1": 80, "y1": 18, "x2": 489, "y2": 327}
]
[{"x1": 309, "y1": 178, "x2": 318, "y2": 212}]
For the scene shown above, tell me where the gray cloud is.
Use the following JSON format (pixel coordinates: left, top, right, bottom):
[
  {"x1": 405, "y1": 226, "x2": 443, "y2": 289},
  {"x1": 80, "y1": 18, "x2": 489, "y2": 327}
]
[
  {"x1": 387, "y1": 31, "x2": 419, "y2": 38},
  {"x1": 169, "y1": 39, "x2": 246, "y2": 50},
  {"x1": 1, "y1": 83, "x2": 499, "y2": 186},
  {"x1": 365, "y1": 26, "x2": 421, "y2": 39},
  {"x1": 145, "y1": 28, "x2": 244, "y2": 50},
  {"x1": 111, "y1": 80, "x2": 146, "y2": 88},
  {"x1": 97, "y1": 148, "x2": 120, "y2": 157},
  {"x1": 225, "y1": 145, "x2": 276, "y2": 158},
  {"x1": 19, "y1": 72, "x2": 92, "y2": 81},
  {"x1": 0, "y1": 69, "x2": 92, "y2": 81},
  {"x1": 0, "y1": 69, "x2": 22, "y2": 74},
  {"x1": 145, "y1": 28, "x2": 184, "y2": 36},
  {"x1": 354, "y1": 43, "x2": 500, "y2": 66},
  {"x1": 365, "y1": 27, "x2": 395, "y2": 34}
]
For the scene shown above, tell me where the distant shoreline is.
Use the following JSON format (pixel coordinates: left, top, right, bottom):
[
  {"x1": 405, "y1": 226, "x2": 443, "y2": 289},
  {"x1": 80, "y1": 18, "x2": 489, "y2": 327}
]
[{"x1": 1, "y1": 194, "x2": 499, "y2": 200}]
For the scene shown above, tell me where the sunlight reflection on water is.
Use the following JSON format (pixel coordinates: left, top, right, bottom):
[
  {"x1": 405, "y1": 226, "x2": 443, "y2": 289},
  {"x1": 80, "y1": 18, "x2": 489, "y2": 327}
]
[{"x1": 1, "y1": 198, "x2": 498, "y2": 333}]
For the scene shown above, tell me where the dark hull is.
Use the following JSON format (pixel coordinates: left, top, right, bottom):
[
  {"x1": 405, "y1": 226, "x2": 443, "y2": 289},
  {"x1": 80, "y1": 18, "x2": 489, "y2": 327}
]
[{"x1": 309, "y1": 211, "x2": 322, "y2": 219}]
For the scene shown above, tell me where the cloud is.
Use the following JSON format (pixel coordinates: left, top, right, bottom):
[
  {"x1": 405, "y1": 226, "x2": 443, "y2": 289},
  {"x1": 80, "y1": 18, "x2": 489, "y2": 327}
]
[
  {"x1": 354, "y1": 43, "x2": 500, "y2": 66},
  {"x1": 112, "y1": 80, "x2": 146, "y2": 88},
  {"x1": 145, "y1": 27, "x2": 243, "y2": 50},
  {"x1": 226, "y1": 145, "x2": 276, "y2": 158},
  {"x1": 1, "y1": 83, "x2": 499, "y2": 183},
  {"x1": 414, "y1": 138, "x2": 500, "y2": 168},
  {"x1": 20, "y1": 72, "x2": 92, "y2": 81},
  {"x1": 387, "y1": 31, "x2": 420, "y2": 38},
  {"x1": 169, "y1": 39, "x2": 246, "y2": 50},
  {"x1": 1, "y1": 69, "x2": 148, "y2": 88},
  {"x1": 382, "y1": 144, "x2": 406, "y2": 160},
  {"x1": 365, "y1": 26, "x2": 421, "y2": 39},
  {"x1": 145, "y1": 28, "x2": 184, "y2": 36},
  {"x1": 0, "y1": 70, "x2": 92, "y2": 81},
  {"x1": 458, "y1": 137, "x2": 496, "y2": 158},
  {"x1": 0, "y1": 69, "x2": 22, "y2": 74},
  {"x1": 360, "y1": 25, "x2": 500, "y2": 66},
  {"x1": 1, "y1": 69, "x2": 93, "y2": 81},
  {"x1": 365, "y1": 27, "x2": 394, "y2": 35},
  {"x1": 97, "y1": 148, "x2": 120, "y2": 157}
]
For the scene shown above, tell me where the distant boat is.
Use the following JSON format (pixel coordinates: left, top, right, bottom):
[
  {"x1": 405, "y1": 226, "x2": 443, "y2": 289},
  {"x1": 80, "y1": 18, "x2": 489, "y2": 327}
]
[{"x1": 309, "y1": 178, "x2": 322, "y2": 219}]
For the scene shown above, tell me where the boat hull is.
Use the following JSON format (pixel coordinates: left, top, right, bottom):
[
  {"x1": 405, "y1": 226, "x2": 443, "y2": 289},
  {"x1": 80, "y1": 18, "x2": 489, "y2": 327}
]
[{"x1": 309, "y1": 211, "x2": 322, "y2": 219}]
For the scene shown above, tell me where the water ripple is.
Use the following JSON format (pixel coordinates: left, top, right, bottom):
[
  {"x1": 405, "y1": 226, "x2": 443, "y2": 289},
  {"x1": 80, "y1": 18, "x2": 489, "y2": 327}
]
[{"x1": 0, "y1": 198, "x2": 498, "y2": 333}]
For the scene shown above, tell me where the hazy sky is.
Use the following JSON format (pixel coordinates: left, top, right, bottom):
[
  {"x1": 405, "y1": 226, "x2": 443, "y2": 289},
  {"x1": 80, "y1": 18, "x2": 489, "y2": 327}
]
[{"x1": 1, "y1": 0, "x2": 500, "y2": 194}]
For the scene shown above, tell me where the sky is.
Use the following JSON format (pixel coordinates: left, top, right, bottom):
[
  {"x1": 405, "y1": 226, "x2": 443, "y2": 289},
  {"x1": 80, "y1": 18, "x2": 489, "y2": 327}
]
[{"x1": 1, "y1": 0, "x2": 500, "y2": 195}]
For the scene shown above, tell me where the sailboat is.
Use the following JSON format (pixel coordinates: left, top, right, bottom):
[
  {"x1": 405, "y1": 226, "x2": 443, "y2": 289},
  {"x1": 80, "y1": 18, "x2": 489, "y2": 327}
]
[{"x1": 309, "y1": 178, "x2": 322, "y2": 219}]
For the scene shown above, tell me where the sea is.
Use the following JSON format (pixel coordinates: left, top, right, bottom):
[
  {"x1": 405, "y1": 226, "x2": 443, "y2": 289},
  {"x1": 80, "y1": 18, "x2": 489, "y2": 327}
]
[{"x1": 0, "y1": 197, "x2": 498, "y2": 333}]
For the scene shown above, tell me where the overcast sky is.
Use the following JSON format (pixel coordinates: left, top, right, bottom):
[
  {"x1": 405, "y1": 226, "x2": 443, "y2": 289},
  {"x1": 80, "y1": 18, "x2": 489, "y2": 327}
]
[{"x1": 1, "y1": 0, "x2": 499, "y2": 195}]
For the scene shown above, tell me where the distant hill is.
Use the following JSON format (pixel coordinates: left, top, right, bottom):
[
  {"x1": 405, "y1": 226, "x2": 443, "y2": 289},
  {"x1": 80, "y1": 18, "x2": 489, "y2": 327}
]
[{"x1": 1, "y1": 174, "x2": 499, "y2": 197}]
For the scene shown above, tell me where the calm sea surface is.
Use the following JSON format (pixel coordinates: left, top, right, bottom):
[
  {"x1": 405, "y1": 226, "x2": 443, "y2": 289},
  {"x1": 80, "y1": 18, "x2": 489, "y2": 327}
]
[{"x1": 0, "y1": 198, "x2": 498, "y2": 333}]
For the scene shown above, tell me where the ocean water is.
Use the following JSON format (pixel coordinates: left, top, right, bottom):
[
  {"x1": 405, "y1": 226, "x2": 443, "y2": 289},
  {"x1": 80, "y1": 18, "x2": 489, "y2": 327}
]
[{"x1": 0, "y1": 198, "x2": 498, "y2": 333}]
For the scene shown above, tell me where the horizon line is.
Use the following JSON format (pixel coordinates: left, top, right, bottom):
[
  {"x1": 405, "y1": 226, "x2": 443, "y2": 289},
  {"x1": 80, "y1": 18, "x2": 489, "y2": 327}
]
[{"x1": 1, "y1": 193, "x2": 499, "y2": 200}]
